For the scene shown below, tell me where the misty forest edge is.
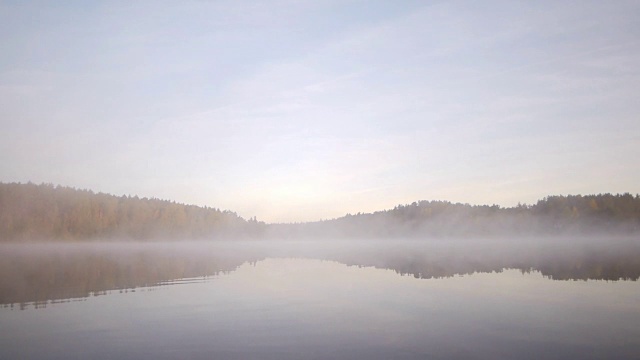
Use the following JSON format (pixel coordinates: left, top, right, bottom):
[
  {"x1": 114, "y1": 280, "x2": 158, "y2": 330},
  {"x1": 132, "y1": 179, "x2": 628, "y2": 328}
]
[{"x1": 1, "y1": 182, "x2": 640, "y2": 241}]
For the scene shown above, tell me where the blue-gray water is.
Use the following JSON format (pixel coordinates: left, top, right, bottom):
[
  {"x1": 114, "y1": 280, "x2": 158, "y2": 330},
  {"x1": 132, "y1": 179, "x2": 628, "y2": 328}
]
[{"x1": 1, "y1": 240, "x2": 639, "y2": 359}]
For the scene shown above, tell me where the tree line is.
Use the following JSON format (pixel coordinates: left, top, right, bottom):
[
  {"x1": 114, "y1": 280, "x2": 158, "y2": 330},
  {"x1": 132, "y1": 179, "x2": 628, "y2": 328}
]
[
  {"x1": 0, "y1": 182, "x2": 264, "y2": 241},
  {"x1": 1, "y1": 182, "x2": 639, "y2": 241},
  {"x1": 270, "y1": 194, "x2": 640, "y2": 238}
]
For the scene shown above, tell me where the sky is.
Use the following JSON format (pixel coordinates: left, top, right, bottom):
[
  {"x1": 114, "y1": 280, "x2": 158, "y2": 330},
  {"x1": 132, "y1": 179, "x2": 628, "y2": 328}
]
[{"x1": 1, "y1": 0, "x2": 640, "y2": 223}]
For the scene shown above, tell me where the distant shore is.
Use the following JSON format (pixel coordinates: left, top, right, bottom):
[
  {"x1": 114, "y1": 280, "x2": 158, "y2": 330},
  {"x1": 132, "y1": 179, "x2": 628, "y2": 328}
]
[{"x1": 2, "y1": 182, "x2": 639, "y2": 241}]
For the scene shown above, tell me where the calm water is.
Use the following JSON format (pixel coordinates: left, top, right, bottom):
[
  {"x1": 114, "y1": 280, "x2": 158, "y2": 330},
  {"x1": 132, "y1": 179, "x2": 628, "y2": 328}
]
[{"x1": 1, "y1": 240, "x2": 639, "y2": 359}]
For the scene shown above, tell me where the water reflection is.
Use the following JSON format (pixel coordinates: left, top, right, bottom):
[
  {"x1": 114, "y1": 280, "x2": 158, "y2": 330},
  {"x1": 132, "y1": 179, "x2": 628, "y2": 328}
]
[
  {"x1": 1, "y1": 239, "x2": 639, "y2": 308},
  {"x1": 1, "y1": 256, "x2": 639, "y2": 360}
]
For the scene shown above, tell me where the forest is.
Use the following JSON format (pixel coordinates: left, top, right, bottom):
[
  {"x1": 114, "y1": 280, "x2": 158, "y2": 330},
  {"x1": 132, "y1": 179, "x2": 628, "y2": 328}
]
[
  {"x1": 1, "y1": 182, "x2": 640, "y2": 241},
  {"x1": 0, "y1": 182, "x2": 264, "y2": 241},
  {"x1": 274, "y1": 193, "x2": 640, "y2": 238}
]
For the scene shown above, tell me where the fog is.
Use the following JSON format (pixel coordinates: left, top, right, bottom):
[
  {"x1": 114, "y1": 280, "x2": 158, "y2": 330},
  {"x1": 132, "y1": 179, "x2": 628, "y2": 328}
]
[
  {"x1": 2, "y1": 237, "x2": 638, "y2": 309},
  {"x1": 3, "y1": 1, "x2": 640, "y2": 357}
]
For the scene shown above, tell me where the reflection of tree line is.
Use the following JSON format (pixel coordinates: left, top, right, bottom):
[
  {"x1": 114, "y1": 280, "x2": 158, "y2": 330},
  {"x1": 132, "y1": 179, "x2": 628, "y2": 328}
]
[
  {"x1": 0, "y1": 246, "x2": 259, "y2": 309},
  {"x1": 2, "y1": 242, "x2": 638, "y2": 309},
  {"x1": 327, "y1": 245, "x2": 640, "y2": 281}
]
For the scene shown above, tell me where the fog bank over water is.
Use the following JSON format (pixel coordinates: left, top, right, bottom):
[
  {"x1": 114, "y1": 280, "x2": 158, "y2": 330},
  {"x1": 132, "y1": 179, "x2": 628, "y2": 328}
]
[
  {"x1": 3, "y1": 183, "x2": 640, "y2": 309},
  {"x1": 2, "y1": 238, "x2": 639, "y2": 308}
]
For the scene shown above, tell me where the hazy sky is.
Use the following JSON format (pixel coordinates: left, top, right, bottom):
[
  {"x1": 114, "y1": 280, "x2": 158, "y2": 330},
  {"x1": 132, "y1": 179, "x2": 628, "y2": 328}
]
[{"x1": 2, "y1": 1, "x2": 639, "y2": 222}]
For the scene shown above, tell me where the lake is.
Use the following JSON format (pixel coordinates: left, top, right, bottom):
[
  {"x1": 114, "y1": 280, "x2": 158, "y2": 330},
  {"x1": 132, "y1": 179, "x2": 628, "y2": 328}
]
[{"x1": 1, "y1": 239, "x2": 639, "y2": 359}]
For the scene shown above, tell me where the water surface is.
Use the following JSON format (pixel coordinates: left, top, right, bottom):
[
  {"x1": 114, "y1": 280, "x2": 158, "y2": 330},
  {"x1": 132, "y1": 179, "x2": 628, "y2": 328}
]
[{"x1": 1, "y1": 240, "x2": 639, "y2": 359}]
